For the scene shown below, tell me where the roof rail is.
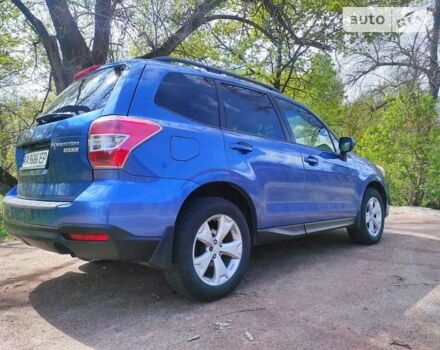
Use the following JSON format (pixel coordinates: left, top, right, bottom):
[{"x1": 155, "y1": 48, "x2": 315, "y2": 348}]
[{"x1": 151, "y1": 56, "x2": 280, "y2": 93}]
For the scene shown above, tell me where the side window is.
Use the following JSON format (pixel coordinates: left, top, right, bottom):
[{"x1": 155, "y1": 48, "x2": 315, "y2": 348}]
[
  {"x1": 276, "y1": 98, "x2": 335, "y2": 152},
  {"x1": 221, "y1": 84, "x2": 285, "y2": 141},
  {"x1": 155, "y1": 72, "x2": 219, "y2": 126}
]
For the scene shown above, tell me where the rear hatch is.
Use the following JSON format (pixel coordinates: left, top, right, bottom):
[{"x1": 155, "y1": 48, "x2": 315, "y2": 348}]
[{"x1": 16, "y1": 66, "x2": 124, "y2": 201}]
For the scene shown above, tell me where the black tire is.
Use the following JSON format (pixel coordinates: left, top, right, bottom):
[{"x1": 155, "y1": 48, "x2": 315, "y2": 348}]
[
  {"x1": 164, "y1": 197, "x2": 251, "y2": 301},
  {"x1": 348, "y1": 188, "x2": 385, "y2": 245}
]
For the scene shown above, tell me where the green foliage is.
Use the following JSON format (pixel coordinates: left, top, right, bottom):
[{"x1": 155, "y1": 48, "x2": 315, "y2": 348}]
[
  {"x1": 292, "y1": 54, "x2": 345, "y2": 133},
  {"x1": 357, "y1": 90, "x2": 440, "y2": 207},
  {"x1": 0, "y1": 198, "x2": 12, "y2": 241},
  {"x1": 0, "y1": 2, "x2": 23, "y2": 86},
  {"x1": 278, "y1": 54, "x2": 440, "y2": 209},
  {"x1": 0, "y1": 97, "x2": 41, "y2": 240},
  {"x1": 276, "y1": 55, "x2": 440, "y2": 209},
  {"x1": 0, "y1": 98, "x2": 39, "y2": 178}
]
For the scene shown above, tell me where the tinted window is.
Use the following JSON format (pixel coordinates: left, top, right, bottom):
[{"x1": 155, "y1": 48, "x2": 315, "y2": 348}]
[
  {"x1": 276, "y1": 98, "x2": 335, "y2": 152},
  {"x1": 221, "y1": 84, "x2": 285, "y2": 140},
  {"x1": 155, "y1": 73, "x2": 219, "y2": 126},
  {"x1": 44, "y1": 67, "x2": 122, "y2": 114}
]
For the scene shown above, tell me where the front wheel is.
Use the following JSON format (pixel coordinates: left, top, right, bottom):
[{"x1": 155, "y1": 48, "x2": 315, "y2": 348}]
[
  {"x1": 165, "y1": 197, "x2": 251, "y2": 301},
  {"x1": 348, "y1": 188, "x2": 385, "y2": 245}
]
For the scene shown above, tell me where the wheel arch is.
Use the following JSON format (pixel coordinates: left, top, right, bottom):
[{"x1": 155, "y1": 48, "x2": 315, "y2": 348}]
[
  {"x1": 365, "y1": 180, "x2": 388, "y2": 215},
  {"x1": 176, "y1": 181, "x2": 258, "y2": 244}
]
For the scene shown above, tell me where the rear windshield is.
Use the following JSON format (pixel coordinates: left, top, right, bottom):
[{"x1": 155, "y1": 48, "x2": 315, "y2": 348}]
[{"x1": 43, "y1": 66, "x2": 122, "y2": 114}]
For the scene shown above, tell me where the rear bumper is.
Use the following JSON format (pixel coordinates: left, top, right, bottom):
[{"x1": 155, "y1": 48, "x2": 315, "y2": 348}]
[
  {"x1": 4, "y1": 220, "x2": 171, "y2": 264},
  {"x1": 2, "y1": 176, "x2": 198, "y2": 268}
]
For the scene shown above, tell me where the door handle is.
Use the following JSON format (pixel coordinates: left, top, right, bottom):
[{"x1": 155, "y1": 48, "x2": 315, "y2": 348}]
[
  {"x1": 230, "y1": 142, "x2": 253, "y2": 154},
  {"x1": 304, "y1": 155, "x2": 319, "y2": 166}
]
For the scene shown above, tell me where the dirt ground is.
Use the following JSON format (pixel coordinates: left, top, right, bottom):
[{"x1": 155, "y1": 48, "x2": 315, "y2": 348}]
[{"x1": 0, "y1": 207, "x2": 439, "y2": 350}]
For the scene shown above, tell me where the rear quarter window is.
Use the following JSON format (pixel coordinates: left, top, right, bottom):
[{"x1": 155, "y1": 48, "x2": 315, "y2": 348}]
[{"x1": 154, "y1": 72, "x2": 219, "y2": 127}]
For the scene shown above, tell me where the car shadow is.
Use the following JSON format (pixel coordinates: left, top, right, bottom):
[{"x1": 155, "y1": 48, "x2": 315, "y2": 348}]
[{"x1": 28, "y1": 228, "x2": 439, "y2": 349}]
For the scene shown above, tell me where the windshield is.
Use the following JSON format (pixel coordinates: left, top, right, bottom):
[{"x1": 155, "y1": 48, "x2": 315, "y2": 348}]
[{"x1": 43, "y1": 66, "x2": 123, "y2": 114}]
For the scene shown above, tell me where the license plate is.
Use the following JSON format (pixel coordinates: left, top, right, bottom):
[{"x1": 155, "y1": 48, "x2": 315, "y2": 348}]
[{"x1": 21, "y1": 150, "x2": 49, "y2": 170}]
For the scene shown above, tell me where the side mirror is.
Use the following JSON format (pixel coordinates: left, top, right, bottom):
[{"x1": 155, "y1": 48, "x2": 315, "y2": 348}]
[{"x1": 339, "y1": 137, "x2": 355, "y2": 154}]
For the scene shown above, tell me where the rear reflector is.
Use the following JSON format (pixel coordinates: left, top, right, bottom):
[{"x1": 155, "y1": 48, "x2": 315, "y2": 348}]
[
  {"x1": 74, "y1": 65, "x2": 101, "y2": 80},
  {"x1": 65, "y1": 233, "x2": 110, "y2": 241},
  {"x1": 88, "y1": 116, "x2": 161, "y2": 168}
]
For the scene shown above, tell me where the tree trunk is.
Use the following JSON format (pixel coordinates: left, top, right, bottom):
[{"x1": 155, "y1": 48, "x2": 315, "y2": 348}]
[
  {"x1": 429, "y1": 0, "x2": 440, "y2": 100},
  {"x1": 45, "y1": 0, "x2": 93, "y2": 88},
  {"x1": 92, "y1": 0, "x2": 114, "y2": 64},
  {"x1": 273, "y1": 45, "x2": 282, "y2": 90}
]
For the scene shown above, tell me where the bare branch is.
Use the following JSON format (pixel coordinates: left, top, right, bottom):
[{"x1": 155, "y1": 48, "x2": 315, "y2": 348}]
[
  {"x1": 11, "y1": 0, "x2": 65, "y2": 93},
  {"x1": 140, "y1": 0, "x2": 226, "y2": 58},
  {"x1": 34, "y1": 71, "x2": 53, "y2": 122},
  {"x1": 261, "y1": 0, "x2": 332, "y2": 51},
  {"x1": 204, "y1": 14, "x2": 277, "y2": 44}
]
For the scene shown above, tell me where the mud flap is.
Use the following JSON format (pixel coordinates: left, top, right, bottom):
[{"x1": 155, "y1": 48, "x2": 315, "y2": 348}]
[{"x1": 147, "y1": 226, "x2": 175, "y2": 270}]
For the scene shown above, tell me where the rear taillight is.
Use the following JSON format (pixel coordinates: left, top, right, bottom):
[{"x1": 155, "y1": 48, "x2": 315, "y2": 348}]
[{"x1": 88, "y1": 116, "x2": 161, "y2": 168}]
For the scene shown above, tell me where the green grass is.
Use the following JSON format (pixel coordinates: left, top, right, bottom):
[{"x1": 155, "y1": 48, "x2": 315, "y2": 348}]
[
  {"x1": 0, "y1": 198, "x2": 12, "y2": 241},
  {"x1": 0, "y1": 229, "x2": 10, "y2": 241}
]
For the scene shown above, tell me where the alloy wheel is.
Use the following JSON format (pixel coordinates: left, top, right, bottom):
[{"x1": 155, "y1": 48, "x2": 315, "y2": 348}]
[
  {"x1": 192, "y1": 214, "x2": 243, "y2": 286},
  {"x1": 366, "y1": 197, "x2": 382, "y2": 237}
]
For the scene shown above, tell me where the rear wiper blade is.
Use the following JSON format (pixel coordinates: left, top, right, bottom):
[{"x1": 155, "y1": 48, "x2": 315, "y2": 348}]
[
  {"x1": 36, "y1": 112, "x2": 75, "y2": 125},
  {"x1": 53, "y1": 104, "x2": 91, "y2": 114}
]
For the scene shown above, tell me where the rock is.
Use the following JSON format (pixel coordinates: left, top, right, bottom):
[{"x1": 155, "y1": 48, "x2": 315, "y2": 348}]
[
  {"x1": 245, "y1": 331, "x2": 254, "y2": 341},
  {"x1": 187, "y1": 335, "x2": 200, "y2": 342},
  {"x1": 215, "y1": 321, "x2": 230, "y2": 330}
]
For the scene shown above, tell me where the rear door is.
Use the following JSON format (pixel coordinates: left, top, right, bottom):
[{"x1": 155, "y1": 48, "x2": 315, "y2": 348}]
[
  {"x1": 275, "y1": 98, "x2": 360, "y2": 223},
  {"x1": 219, "y1": 83, "x2": 307, "y2": 230}
]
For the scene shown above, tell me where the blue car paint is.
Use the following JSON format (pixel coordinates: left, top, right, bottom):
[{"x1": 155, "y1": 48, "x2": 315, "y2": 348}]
[
  {"x1": 5, "y1": 173, "x2": 197, "y2": 238},
  {"x1": 101, "y1": 60, "x2": 146, "y2": 116},
  {"x1": 222, "y1": 129, "x2": 308, "y2": 228},
  {"x1": 16, "y1": 111, "x2": 100, "y2": 201},
  {"x1": 298, "y1": 144, "x2": 361, "y2": 222},
  {"x1": 3, "y1": 58, "x2": 389, "y2": 265}
]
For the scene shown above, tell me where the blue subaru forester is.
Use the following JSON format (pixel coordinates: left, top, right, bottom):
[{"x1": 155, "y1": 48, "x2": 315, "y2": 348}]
[{"x1": 3, "y1": 57, "x2": 389, "y2": 300}]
